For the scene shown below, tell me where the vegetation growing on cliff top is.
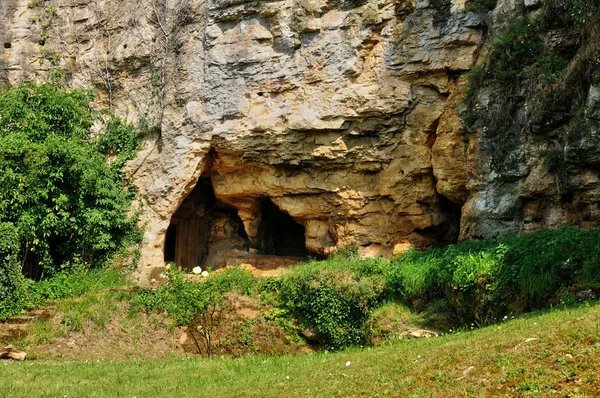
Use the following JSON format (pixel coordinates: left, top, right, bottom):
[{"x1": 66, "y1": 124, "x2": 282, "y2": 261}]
[
  {"x1": 465, "y1": 0, "x2": 497, "y2": 13},
  {"x1": 0, "y1": 80, "x2": 142, "y2": 320},
  {"x1": 463, "y1": 0, "x2": 600, "y2": 172}
]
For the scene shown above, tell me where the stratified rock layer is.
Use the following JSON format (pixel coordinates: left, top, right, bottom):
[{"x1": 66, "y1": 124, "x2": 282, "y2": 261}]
[
  {"x1": 1, "y1": 0, "x2": 485, "y2": 279},
  {"x1": 4, "y1": 0, "x2": 598, "y2": 281}
]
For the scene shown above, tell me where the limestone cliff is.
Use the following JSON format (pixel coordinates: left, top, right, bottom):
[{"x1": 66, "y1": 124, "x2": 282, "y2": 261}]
[{"x1": 1, "y1": 0, "x2": 598, "y2": 280}]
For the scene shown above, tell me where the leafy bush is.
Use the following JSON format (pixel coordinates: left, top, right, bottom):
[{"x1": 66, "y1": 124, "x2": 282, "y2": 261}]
[
  {"x1": 279, "y1": 254, "x2": 388, "y2": 349},
  {"x1": 137, "y1": 267, "x2": 257, "y2": 322},
  {"x1": 0, "y1": 82, "x2": 141, "y2": 277},
  {"x1": 501, "y1": 228, "x2": 600, "y2": 305},
  {"x1": 386, "y1": 250, "x2": 446, "y2": 300},
  {"x1": 96, "y1": 116, "x2": 143, "y2": 172},
  {"x1": 388, "y1": 226, "x2": 600, "y2": 323},
  {"x1": 487, "y1": 19, "x2": 543, "y2": 83},
  {"x1": 0, "y1": 223, "x2": 31, "y2": 320}
]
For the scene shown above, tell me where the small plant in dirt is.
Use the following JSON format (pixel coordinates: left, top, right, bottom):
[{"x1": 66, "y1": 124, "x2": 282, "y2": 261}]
[{"x1": 134, "y1": 268, "x2": 256, "y2": 357}]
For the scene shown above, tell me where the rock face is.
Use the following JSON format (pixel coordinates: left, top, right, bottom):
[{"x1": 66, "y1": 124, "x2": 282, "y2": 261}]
[{"x1": 2, "y1": 0, "x2": 598, "y2": 281}]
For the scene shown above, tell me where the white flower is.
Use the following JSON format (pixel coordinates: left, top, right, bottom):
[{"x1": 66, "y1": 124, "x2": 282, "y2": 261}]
[
  {"x1": 345, "y1": 361, "x2": 352, "y2": 367},
  {"x1": 192, "y1": 266, "x2": 202, "y2": 274},
  {"x1": 201, "y1": 271, "x2": 209, "y2": 278}
]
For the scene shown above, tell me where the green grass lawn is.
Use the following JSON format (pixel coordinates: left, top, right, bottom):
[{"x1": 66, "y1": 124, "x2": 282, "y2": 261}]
[{"x1": 2, "y1": 301, "x2": 599, "y2": 397}]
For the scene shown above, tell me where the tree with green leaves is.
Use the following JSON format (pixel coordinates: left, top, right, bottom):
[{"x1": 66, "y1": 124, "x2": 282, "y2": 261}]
[{"x1": 0, "y1": 80, "x2": 142, "y2": 280}]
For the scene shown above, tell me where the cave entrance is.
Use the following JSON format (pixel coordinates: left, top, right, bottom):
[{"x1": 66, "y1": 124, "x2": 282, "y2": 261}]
[
  {"x1": 257, "y1": 198, "x2": 309, "y2": 257},
  {"x1": 414, "y1": 195, "x2": 462, "y2": 245},
  {"x1": 164, "y1": 225, "x2": 178, "y2": 262},
  {"x1": 164, "y1": 177, "x2": 247, "y2": 270}
]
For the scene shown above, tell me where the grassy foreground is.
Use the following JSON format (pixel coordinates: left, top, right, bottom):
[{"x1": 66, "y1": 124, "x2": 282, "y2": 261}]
[{"x1": 2, "y1": 301, "x2": 599, "y2": 397}]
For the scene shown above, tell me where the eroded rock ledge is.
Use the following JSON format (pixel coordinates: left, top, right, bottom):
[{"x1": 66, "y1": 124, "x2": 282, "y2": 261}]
[
  {"x1": 141, "y1": 0, "x2": 484, "y2": 275},
  {"x1": 0, "y1": 0, "x2": 486, "y2": 278},
  {"x1": 5, "y1": 0, "x2": 596, "y2": 281}
]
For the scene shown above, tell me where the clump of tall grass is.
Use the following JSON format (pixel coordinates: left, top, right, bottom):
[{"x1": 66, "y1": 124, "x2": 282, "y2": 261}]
[{"x1": 388, "y1": 226, "x2": 600, "y2": 323}]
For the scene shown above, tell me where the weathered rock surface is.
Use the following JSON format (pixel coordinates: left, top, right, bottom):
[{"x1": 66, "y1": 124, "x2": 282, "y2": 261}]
[{"x1": 2, "y1": 0, "x2": 599, "y2": 281}]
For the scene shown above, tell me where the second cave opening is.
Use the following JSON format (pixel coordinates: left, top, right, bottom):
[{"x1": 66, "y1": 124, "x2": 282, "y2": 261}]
[{"x1": 256, "y1": 198, "x2": 309, "y2": 257}]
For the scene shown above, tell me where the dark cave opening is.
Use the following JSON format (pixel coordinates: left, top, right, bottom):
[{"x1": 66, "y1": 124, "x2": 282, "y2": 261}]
[
  {"x1": 256, "y1": 198, "x2": 309, "y2": 257},
  {"x1": 415, "y1": 195, "x2": 462, "y2": 245},
  {"x1": 164, "y1": 177, "x2": 248, "y2": 269},
  {"x1": 164, "y1": 224, "x2": 177, "y2": 262}
]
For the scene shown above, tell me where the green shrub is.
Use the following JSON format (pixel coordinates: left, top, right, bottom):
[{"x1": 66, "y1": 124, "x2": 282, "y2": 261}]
[
  {"x1": 0, "y1": 223, "x2": 31, "y2": 320},
  {"x1": 388, "y1": 226, "x2": 600, "y2": 323},
  {"x1": 279, "y1": 254, "x2": 388, "y2": 349},
  {"x1": 443, "y1": 245, "x2": 508, "y2": 323},
  {"x1": 487, "y1": 19, "x2": 543, "y2": 83},
  {"x1": 96, "y1": 116, "x2": 143, "y2": 172},
  {"x1": 386, "y1": 250, "x2": 446, "y2": 300},
  {"x1": 134, "y1": 268, "x2": 257, "y2": 326},
  {"x1": 133, "y1": 268, "x2": 257, "y2": 356},
  {"x1": 501, "y1": 227, "x2": 600, "y2": 306},
  {"x1": 0, "y1": 82, "x2": 141, "y2": 277}
]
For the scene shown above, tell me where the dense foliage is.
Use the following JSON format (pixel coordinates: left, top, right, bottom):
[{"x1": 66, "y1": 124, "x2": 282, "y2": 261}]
[
  {"x1": 389, "y1": 227, "x2": 600, "y2": 323},
  {"x1": 279, "y1": 256, "x2": 387, "y2": 349},
  {"x1": 0, "y1": 223, "x2": 30, "y2": 319},
  {"x1": 0, "y1": 81, "x2": 141, "y2": 320},
  {"x1": 0, "y1": 82, "x2": 141, "y2": 278}
]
